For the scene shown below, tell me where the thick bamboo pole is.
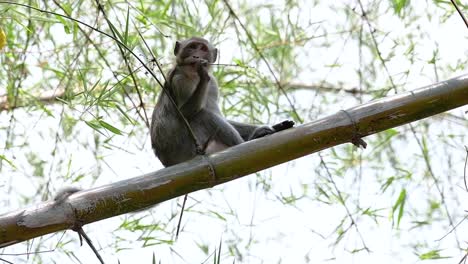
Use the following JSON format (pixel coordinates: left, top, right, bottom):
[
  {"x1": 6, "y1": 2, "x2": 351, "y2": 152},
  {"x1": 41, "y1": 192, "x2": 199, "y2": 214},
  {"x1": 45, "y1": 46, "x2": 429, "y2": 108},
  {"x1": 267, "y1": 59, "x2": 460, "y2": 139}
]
[{"x1": 1, "y1": 74, "x2": 467, "y2": 247}]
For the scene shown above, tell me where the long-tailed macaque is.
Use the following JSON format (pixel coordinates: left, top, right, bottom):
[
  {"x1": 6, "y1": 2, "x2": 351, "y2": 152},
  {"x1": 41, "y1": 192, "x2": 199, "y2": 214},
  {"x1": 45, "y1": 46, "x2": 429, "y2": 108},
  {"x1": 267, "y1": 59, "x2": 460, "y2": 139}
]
[{"x1": 150, "y1": 37, "x2": 294, "y2": 167}]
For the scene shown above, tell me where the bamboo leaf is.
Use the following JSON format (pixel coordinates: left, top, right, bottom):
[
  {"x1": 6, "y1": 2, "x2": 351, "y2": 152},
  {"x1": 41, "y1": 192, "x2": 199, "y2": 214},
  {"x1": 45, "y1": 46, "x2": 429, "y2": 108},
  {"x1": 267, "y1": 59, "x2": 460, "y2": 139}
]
[
  {"x1": 0, "y1": 155, "x2": 16, "y2": 169},
  {"x1": 99, "y1": 120, "x2": 124, "y2": 135},
  {"x1": 418, "y1": 249, "x2": 450, "y2": 260},
  {"x1": 391, "y1": 188, "x2": 406, "y2": 228},
  {"x1": 391, "y1": 0, "x2": 408, "y2": 15},
  {"x1": 0, "y1": 26, "x2": 6, "y2": 50}
]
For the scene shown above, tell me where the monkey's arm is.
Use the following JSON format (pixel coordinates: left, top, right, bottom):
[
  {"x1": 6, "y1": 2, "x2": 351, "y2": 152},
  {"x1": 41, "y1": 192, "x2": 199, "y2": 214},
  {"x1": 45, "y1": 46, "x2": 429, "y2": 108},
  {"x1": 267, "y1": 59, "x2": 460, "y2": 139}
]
[{"x1": 179, "y1": 62, "x2": 211, "y2": 118}]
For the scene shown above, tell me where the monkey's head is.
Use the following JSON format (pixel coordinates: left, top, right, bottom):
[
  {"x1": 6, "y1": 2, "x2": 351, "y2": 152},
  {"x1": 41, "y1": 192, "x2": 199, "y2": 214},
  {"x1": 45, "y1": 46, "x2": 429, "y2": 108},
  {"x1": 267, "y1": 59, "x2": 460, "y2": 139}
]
[{"x1": 174, "y1": 37, "x2": 218, "y2": 67}]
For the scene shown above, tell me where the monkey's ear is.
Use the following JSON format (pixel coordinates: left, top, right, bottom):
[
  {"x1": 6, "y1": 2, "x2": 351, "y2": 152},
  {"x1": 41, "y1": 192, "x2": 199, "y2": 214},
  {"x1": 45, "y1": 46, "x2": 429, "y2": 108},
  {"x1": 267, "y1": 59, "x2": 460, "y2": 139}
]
[
  {"x1": 210, "y1": 48, "x2": 218, "y2": 63},
  {"x1": 174, "y1": 41, "x2": 181, "y2": 56}
]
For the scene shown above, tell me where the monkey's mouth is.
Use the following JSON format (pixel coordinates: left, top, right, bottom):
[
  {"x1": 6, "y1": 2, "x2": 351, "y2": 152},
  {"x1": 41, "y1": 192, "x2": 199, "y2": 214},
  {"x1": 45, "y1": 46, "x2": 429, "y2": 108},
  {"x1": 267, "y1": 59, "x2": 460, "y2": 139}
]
[{"x1": 179, "y1": 58, "x2": 209, "y2": 67}]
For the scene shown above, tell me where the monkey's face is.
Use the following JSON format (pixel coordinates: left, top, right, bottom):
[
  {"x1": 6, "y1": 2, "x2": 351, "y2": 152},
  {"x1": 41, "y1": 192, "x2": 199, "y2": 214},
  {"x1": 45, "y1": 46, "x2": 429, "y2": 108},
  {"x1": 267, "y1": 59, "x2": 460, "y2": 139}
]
[{"x1": 174, "y1": 37, "x2": 218, "y2": 66}]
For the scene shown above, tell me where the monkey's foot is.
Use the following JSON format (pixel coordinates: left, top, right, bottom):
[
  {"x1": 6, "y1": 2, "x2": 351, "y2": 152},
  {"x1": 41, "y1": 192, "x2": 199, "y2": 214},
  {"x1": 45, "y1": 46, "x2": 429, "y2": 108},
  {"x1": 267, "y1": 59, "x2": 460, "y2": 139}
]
[{"x1": 272, "y1": 120, "x2": 295, "y2": 132}]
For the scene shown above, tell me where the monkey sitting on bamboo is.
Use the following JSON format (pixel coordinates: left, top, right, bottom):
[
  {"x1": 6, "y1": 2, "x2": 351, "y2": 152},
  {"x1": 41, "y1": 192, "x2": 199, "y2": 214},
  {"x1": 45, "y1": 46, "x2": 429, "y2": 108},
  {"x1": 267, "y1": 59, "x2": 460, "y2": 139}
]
[{"x1": 150, "y1": 37, "x2": 294, "y2": 167}]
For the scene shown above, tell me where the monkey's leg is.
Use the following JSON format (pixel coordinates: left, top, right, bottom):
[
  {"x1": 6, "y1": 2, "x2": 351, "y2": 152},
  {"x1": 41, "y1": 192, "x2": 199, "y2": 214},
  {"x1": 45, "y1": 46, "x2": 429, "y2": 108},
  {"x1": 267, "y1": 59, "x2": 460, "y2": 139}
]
[
  {"x1": 229, "y1": 120, "x2": 295, "y2": 140},
  {"x1": 193, "y1": 111, "x2": 244, "y2": 148},
  {"x1": 228, "y1": 120, "x2": 263, "y2": 140},
  {"x1": 228, "y1": 120, "x2": 276, "y2": 140}
]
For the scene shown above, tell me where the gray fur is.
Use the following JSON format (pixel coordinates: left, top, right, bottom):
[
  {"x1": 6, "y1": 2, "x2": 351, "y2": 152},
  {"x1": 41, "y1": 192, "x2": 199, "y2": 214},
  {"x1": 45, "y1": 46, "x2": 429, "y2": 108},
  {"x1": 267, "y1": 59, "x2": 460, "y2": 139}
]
[{"x1": 150, "y1": 37, "x2": 280, "y2": 167}]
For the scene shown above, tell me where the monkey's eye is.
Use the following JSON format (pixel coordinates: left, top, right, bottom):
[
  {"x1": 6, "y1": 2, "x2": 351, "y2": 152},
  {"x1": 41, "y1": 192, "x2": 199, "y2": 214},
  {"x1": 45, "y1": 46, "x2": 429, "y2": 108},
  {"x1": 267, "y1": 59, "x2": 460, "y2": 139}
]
[
  {"x1": 187, "y1": 43, "x2": 197, "y2": 50},
  {"x1": 201, "y1": 46, "x2": 208, "y2": 52}
]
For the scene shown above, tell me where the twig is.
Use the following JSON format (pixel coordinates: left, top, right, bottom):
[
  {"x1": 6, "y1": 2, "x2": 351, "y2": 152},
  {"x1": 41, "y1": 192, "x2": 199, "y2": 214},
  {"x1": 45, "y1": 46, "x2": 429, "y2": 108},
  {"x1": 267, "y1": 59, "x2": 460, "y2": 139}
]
[
  {"x1": 133, "y1": 26, "x2": 168, "y2": 83},
  {"x1": 0, "y1": 231, "x2": 67, "y2": 260},
  {"x1": 211, "y1": 62, "x2": 250, "y2": 68},
  {"x1": 175, "y1": 194, "x2": 188, "y2": 240},
  {"x1": 464, "y1": 146, "x2": 468, "y2": 192},
  {"x1": 450, "y1": 0, "x2": 468, "y2": 29},
  {"x1": 437, "y1": 214, "x2": 468, "y2": 242},
  {"x1": 75, "y1": 228, "x2": 105, "y2": 264},
  {"x1": 282, "y1": 82, "x2": 370, "y2": 95},
  {"x1": 458, "y1": 248, "x2": 468, "y2": 264},
  {"x1": 0, "y1": 257, "x2": 13, "y2": 264},
  {"x1": 318, "y1": 153, "x2": 370, "y2": 252},
  {"x1": 356, "y1": 0, "x2": 398, "y2": 96}
]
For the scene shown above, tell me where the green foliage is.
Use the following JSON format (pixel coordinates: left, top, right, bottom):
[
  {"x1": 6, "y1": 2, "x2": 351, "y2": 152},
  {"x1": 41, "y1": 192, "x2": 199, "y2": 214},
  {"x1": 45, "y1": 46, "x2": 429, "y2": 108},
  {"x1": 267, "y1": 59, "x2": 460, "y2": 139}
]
[
  {"x1": 391, "y1": 188, "x2": 406, "y2": 228},
  {"x1": 85, "y1": 117, "x2": 124, "y2": 136},
  {"x1": 418, "y1": 249, "x2": 450, "y2": 260},
  {"x1": 0, "y1": 154, "x2": 15, "y2": 169},
  {"x1": 390, "y1": 0, "x2": 408, "y2": 15},
  {"x1": 0, "y1": 0, "x2": 466, "y2": 263}
]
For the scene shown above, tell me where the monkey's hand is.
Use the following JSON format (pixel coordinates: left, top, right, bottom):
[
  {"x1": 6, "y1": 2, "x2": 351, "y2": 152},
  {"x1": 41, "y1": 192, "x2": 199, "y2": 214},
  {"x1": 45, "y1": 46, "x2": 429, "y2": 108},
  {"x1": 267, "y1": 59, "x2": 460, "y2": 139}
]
[
  {"x1": 272, "y1": 120, "x2": 295, "y2": 132},
  {"x1": 196, "y1": 60, "x2": 210, "y2": 81}
]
